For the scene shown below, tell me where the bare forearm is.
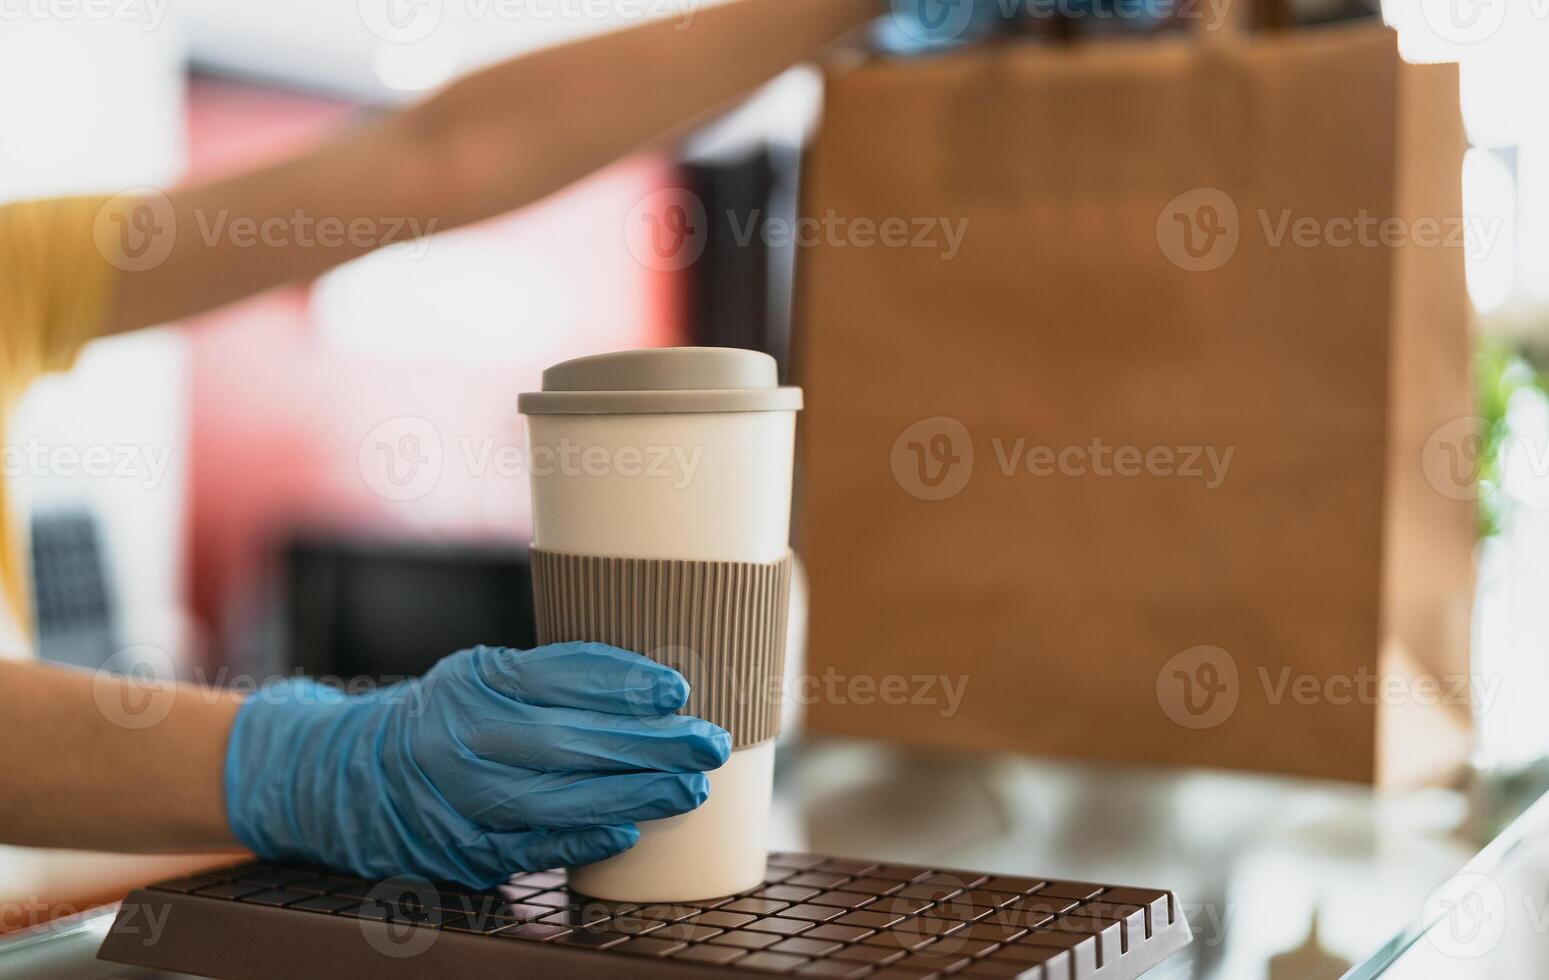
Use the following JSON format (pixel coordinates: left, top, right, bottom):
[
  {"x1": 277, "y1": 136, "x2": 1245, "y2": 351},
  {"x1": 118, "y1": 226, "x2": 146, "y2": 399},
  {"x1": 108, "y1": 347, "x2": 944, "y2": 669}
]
[
  {"x1": 409, "y1": 0, "x2": 879, "y2": 224},
  {"x1": 107, "y1": 0, "x2": 878, "y2": 333},
  {"x1": 0, "y1": 660, "x2": 241, "y2": 851}
]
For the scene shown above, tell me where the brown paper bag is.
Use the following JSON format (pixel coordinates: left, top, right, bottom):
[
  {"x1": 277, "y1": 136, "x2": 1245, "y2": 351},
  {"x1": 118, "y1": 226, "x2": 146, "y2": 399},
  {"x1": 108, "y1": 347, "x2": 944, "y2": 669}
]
[{"x1": 794, "y1": 24, "x2": 1476, "y2": 786}]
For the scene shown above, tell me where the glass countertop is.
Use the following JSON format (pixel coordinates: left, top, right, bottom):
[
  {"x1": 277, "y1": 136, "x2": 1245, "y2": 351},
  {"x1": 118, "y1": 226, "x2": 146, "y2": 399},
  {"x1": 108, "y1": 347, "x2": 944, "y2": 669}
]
[
  {"x1": 766, "y1": 739, "x2": 1549, "y2": 978},
  {"x1": 3, "y1": 736, "x2": 1546, "y2": 979}
]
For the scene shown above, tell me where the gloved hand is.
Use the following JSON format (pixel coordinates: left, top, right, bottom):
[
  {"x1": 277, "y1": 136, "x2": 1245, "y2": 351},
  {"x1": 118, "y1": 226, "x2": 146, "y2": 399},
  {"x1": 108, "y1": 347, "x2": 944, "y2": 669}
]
[
  {"x1": 225, "y1": 643, "x2": 731, "y2": 889},
  {"x1": 877, "y1": 0, "x2": 1165, "y2": 53}
]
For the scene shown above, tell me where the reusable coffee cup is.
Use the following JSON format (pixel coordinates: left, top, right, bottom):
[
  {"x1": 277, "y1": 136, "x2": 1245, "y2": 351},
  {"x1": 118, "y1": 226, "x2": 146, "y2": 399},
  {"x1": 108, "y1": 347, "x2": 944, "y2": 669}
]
[{"x1": 519, "y1": 347, "x2": 801, "y2": 902}]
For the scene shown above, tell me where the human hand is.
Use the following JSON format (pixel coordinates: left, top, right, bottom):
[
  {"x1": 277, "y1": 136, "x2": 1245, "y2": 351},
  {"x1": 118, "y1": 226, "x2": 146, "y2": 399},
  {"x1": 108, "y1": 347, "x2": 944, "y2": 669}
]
[{"x1": 224, "y1": 644, "x2": 731, "y2": 888}]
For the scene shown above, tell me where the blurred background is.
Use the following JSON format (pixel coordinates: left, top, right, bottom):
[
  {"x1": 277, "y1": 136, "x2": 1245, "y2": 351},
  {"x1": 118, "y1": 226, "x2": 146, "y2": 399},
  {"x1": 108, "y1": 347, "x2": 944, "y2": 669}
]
[
  {"x1": 4, "y1": 0, "x2": 815, "y2": 684},
  {"x1": 8, "y1": 0, "x2": 1549, "y2": 769},
  {"x1": 6, "y1": 1, "x2": 1549, "y2": 976}
]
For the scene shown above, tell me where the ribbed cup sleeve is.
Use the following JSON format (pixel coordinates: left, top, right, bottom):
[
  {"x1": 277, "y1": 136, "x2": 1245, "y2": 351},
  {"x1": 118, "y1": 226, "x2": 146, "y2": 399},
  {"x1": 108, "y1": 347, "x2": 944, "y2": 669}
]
[{"x1": 531, "y1": 549, "x2": 793, "y2": 748}]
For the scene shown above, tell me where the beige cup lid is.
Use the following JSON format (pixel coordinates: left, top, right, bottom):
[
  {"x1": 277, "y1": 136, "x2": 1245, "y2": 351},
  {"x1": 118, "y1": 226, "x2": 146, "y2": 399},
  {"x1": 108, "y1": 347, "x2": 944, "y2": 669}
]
[{"x1": 519, "y1": 347, "x2": 804, "y2": 415}]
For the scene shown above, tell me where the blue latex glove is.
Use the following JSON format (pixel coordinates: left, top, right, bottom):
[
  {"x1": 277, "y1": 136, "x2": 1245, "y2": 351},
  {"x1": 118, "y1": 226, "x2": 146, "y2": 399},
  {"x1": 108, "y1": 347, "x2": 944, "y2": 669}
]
[
  {"x1": 225, "y1": 643, "x2": 731, "y2": 889},
  {"x1": 876, "y1": 0, "x2": 1019, "y2": 54},
  {"x1": 877, "y1": 0, "x2": 1164, "y2": 54}
]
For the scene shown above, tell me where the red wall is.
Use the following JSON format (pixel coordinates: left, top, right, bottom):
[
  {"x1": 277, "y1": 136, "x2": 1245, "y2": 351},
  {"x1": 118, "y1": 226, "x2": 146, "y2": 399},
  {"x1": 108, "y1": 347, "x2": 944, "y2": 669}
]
[{"x1": 182, "y1": 76, "x2": 687, "y2": 652}]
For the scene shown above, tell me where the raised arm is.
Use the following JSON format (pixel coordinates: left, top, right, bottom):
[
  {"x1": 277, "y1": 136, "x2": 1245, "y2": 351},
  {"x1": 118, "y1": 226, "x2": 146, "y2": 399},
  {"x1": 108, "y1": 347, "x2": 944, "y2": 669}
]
[{"x1": 104, "y1": 0, "x2": 879, "y2": 334}]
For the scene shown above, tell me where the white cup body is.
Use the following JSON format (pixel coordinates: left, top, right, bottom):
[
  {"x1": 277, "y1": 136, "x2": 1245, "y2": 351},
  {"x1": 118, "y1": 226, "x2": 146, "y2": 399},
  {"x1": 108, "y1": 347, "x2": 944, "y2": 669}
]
[
  {"x1": 526, "y1": 410, "x2": 796, "y2": 901},
  {"x1": 528, "y1": 413, "x2": 794, "y2": 563}
]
